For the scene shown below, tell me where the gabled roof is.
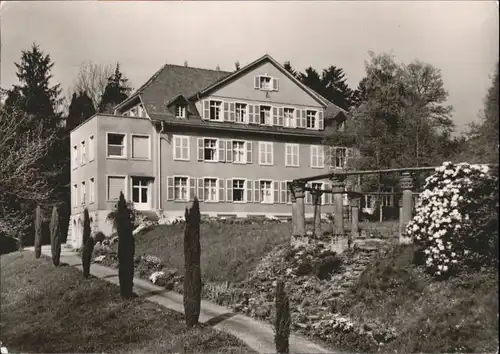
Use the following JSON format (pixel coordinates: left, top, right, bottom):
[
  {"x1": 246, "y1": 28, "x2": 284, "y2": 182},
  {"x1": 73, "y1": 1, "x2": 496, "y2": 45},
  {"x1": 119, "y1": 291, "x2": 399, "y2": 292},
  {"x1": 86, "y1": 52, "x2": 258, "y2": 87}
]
[
  {"x1": 114, "y1": 54, "x2": 347, "y2": 120},
  {"x1": 114, "y1": 64, "x2": 232, "y2": 114}
]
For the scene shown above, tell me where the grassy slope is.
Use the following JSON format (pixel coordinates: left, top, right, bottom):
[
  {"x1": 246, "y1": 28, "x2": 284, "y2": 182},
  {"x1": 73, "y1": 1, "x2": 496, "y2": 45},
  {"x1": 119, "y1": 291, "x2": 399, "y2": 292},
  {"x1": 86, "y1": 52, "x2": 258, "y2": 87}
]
[
  {"x1": 132, "y1": 223, "x2": 291, "y2": 283},
  {"x1": 0, "y1": 251, "x2": 254, "y2": 354},
  {"x1": 337, "y1": 244, "x2": 499, "y2": 353}
]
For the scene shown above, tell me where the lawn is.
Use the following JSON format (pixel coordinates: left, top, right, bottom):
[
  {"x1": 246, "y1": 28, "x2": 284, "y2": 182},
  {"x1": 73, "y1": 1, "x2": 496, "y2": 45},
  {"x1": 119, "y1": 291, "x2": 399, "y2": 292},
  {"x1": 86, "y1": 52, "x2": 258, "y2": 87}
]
[
  {"x1": 130, "y1": 222, "x2": 292, "y2": 283},
  {"x1": 0, "y1": 251, "x2": 254, "y2": 354}
]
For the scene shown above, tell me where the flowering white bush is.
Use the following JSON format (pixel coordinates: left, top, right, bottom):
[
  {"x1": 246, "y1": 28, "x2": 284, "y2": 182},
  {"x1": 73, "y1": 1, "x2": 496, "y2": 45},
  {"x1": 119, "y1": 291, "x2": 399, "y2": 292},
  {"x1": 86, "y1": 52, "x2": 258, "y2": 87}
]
[
  {"x1": 406, "y1": 161, "x2": 498, "y2": 276},
  {"x1": 149, "y1": 271, "x2": 165, "y2": 284}
]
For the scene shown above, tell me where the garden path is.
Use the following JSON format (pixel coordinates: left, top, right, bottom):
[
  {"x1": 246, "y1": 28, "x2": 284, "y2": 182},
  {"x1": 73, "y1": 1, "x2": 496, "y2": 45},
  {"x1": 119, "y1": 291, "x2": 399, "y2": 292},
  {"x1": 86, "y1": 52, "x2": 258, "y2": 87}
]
[{"x1": 26, "y1": 244, "x2": 337, "y2": 354}]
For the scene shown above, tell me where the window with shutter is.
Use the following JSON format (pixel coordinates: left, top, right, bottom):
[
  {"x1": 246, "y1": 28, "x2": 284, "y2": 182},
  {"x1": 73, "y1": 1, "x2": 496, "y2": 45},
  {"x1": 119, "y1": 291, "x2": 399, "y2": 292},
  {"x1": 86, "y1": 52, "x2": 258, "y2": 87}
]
[
  {"x1": 232, "y1": 179, "x2": 245, "y2": 202},
  {"x1": 254, "y1": 76, "x2": 260, "y2": 89},
  {"x1": 225, "y1": 140, "x2": 233, "y2": 162},
  {"x1": 278, "y1": 107, "x2": 284, "y2": 126},
  {"x1": 248, "y1": 105, "x2": 254, "y2": 124},
  {"x1": 305, "y1": 183, "x2": 312, "y2": 204},
  {"x1": 272, "y1": 107, "x2": 278, "y2": 126},
  {"x1": 260, "y1": 180, "x2": 273, "y2": 203},
  {"x1": 295, "y1": 109, "x2": 302, "y2": 128},
  {"x1": 203, "y1": 178, "x2": 218, "y2": 202},
  {"x1": 232, "y1": 140, "x2": 246, "y2": 163}
]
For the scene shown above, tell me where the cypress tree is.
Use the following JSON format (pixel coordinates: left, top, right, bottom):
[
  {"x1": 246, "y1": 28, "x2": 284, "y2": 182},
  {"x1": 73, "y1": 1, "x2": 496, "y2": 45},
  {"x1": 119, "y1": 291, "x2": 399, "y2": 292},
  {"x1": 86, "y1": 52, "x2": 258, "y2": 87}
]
[
  {"x1": 183, "y1": 197, "x2": 202, "y2": 327},
  {"x1": 274, "y1": 278, "x2": 291, "y2": 354},
  {"x1": 116, "y1": 192, "x2": 135, "y2": 298},
  {"x1": 34, "y1": 206, "x2": 42, "y2": 259},
  {"x1": 81, "y1": 208, "x2": 94, "y2": 277},
  {"x1": 49, "y1": 206, "x2": 61, "y2": 266}
]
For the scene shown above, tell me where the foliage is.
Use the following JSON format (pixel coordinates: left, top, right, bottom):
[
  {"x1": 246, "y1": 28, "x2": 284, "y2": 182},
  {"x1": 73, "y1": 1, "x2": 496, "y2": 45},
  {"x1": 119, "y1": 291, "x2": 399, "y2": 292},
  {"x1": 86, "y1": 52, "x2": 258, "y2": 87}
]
[
  {"x1": 98, "y1": 63, "x2": 131, "y2": 113},
  {"x1": 116, "y1": 192, "x2": 135, "y2": 298},
  {"x1": 274, "y1": 279, "x2": 291, "y2": 354},
  {"x1": 464, "y1": 62, "x2": 499, "y2": 164},
  {"x1": 406, "y1": 162, "x2": 499, "y2": 277},
  {"x1": 184, "y1": 198, "x2": 202, "y2": 327},
  {"x1": 49, "y1": 206, "x2": 61, "y2": 266},
  {"x1": 65, "y1": 91, "x2": 95, "y2": 132},
  {"x1": 81, "y1": 208, "x2": 94, "y2": 277},
  {"x1": 34, "y1": 205, "x2": 42, "y2": 259}
]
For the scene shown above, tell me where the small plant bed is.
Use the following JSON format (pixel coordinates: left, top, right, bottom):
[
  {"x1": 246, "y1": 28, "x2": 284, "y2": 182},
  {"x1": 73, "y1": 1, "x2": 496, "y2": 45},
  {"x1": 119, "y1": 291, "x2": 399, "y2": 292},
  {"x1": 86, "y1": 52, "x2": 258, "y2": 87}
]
[{"x1": 0, "y1": 251, "x2": 254, "y2": 354}]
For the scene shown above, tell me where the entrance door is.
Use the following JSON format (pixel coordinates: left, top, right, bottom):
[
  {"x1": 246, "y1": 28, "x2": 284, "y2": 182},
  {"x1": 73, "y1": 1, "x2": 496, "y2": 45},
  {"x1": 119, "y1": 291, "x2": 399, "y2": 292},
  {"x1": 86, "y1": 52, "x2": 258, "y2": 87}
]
[{"x1": 132, "y1": 177, "x2": 150, "y2": 210}]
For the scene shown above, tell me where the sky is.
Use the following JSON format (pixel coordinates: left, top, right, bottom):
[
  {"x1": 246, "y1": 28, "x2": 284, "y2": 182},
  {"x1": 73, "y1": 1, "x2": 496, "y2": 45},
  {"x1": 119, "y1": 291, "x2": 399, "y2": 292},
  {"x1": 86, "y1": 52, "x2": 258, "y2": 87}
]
[{"x1": 1, "y1": 1, "x2": 498, "y2": 134}]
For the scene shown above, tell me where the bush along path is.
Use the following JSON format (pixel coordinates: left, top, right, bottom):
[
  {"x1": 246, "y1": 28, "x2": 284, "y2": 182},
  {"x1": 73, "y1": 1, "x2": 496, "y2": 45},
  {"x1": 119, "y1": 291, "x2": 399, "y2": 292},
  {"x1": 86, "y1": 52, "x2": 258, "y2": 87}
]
[{"x1": 28, "y1": 244, "x2": 334, "y2": 354}]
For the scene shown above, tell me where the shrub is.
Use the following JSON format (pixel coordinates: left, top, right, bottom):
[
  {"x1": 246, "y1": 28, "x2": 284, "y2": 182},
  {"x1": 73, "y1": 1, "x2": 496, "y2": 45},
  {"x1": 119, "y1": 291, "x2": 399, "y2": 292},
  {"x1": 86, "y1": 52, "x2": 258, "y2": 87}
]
[
  {"x1": 274, "y1": 278, "x2": 291, "y2": 353},
  {"x1": 183, "y1": 198, "x2": 202, "y2": 327},
  {"x1": 49, "y1": 206, "x2": 61, "y2": 266},
  {"x1": 34, "y1": 205, "x2": 42, "y2": 259},
  {"x1": 106, "y1": 199, "x2": 136, "y2": 231},
  {"x1": 81, "y1": 209, "x2": 94, "y2": 277},
  {"x1": 406, "y1": 162, "x2": 499, "y2": 277},
  {"x1": 116, "y1": 192, "x2": 135, "y2": 298},
  {"x1": 93, "y1": 231, "x2": 105, "y2": 244}
]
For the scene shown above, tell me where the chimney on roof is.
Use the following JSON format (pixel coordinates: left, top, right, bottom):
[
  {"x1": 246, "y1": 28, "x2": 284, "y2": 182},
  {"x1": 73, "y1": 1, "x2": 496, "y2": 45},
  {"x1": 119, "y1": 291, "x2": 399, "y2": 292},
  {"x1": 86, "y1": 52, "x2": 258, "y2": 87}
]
[{"x1": 184, "y1": 60, "x2": 188, "y2": 67}]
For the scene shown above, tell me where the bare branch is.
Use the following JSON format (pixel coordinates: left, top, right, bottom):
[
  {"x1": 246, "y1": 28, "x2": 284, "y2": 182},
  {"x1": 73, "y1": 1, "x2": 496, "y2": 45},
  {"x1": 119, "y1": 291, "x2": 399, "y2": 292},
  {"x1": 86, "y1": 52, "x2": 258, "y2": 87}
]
[{"x1": 73, "y1": 61, "x2": 114, "y2": 109}]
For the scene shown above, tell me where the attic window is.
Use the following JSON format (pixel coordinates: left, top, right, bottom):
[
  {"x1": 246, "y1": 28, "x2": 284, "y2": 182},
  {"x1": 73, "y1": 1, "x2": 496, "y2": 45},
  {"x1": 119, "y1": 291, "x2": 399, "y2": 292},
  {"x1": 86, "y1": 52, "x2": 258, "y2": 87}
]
[
  {"x1": 175, "y1": 105, "x2": 186, "y2": 119},
  {"x1": 255, "y1": 75, "x2": 279, "y2": 91}
]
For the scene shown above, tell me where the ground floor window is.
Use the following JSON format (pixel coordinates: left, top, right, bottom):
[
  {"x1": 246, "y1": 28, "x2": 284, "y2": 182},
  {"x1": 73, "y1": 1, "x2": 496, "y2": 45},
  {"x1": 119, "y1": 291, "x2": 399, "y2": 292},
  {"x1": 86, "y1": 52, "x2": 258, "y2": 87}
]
[
  {"x1": 174, "y1": 177, "x2": 188, "y2": 201},
  {"x1": 204, "y1": 178, "x2": 218, "y2": 202},
  {"x1": 260, "y1": 180, "x2": 273, "y2": 203},
  {"x1": 233, "y1": 179, "x2": 245, "y2": 202},
  {"x1": 132, "y1": 177, "x2": 149, "y2": 205}
]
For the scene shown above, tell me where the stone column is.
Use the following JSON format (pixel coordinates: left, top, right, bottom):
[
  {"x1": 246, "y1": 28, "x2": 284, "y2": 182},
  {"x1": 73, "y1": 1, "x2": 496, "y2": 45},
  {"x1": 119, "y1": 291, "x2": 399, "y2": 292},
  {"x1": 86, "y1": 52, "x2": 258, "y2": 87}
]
[
  {"x1": 399, "y1": 172, "x2": 413, "y2": 244},
  {"x1": 398, "y1": 196, "x2": 403, "y2": 239},
  {"x1": 292, "y1": 181, "x2": 306, "y2": 237},
  {"x1": 330, "y1": 176, "x2": 346, "y2": 235},
  {"x1": 289, "y1": 184, "x2": 298, "y2": 236},
  {"x1": 349, "y1": 186, "x2": 361, "y2": 240},
  {"x1": 312, "y1": 188, "x2": 323, "y2": 238}
]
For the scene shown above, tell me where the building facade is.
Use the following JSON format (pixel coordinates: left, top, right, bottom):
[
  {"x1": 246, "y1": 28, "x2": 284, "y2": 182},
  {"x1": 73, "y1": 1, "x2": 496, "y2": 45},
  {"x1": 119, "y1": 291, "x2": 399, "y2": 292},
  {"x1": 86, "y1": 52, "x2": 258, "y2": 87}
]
[{"x1": 68, "y1": 54, "x2": 354, "y2": 248}]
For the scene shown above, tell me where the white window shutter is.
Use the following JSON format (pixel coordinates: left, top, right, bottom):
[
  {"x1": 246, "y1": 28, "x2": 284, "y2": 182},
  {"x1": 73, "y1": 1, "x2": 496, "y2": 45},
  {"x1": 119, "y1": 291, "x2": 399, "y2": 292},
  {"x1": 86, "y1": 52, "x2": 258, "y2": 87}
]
[
  {"x1": 197, "y1": 138, "x2": 204, "y2": 161},
  {"x1": 226, "y1": 140, "x2": 233, "y2": 162},
  {"x1": 273, "y1": 181, "x2": 279, "y2": 204},
  {"x1": 197, "y1": 178, "x2": 204, "y2": 201},
  {"x1": 218, "y1": 139, "x2": 225, "y2": 162},
  {"x1": 246, "y1": 180, "x2": 253, "y2": 202},
  {"x1": 167, "y1": 176, "x2": 174, "y2": 201},
  {"x1": 272, "y1": 78, "x2": 279, "y2": 91},
  {"x1": 218, "y1": 178, "x2": 225, "y2": 202},
  {"x1": 272, "y1": 106, "x2": 278, "y2": 126},
  {"x1": 223, "y1": 101, "x2": 229, "y2": 121},
  {"x1": 254, "y1": 105, "x2": 260, "y2": 124},
  {"x1": 229, "y1": 102, "x2": 235, "y2": 122},
  {"x1": 301, "y1": 110, "x2": 307, "y2": 128},
  {"x1": 246, "y1": 141, "x2": 252, "y2": 163},
  {"x1": 189, "y1": 177, "x2": 196, "y2": 201},
  {"x1": 254, "y1": 76, "x2": 260, "y2": 89},
  {"x1": 295, "y1": 109, "x2": 302, "y2": 128},
  {"x1": 203, "y1": 100, "x2": 210, "y2": 120},
  {"x1": 306, "y1": 183, "x2": 312, "y2": 204},
  {"x1": 278, "y1": 107, "x2": 284, "y2": 126},
  {"x1": 253, "y1": 180, "x2": 260, "y2": 203},
  {"x1": 248, "y1": 105, "x2": 254, "y2": 124},
  {"x1": 226, "y1": 179, "x2": 233, "y2": 202},
  {"x1": 280, "y1": 181, "x2": 287, "y2": 203},
  {"x1": 318, "y1": 111, "x2": 324, "y2": 130}
]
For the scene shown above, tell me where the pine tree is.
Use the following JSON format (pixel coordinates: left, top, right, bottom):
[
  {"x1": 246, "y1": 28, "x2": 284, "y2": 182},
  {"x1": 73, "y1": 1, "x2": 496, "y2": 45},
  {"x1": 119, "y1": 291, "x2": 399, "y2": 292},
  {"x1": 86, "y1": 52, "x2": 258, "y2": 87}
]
[
  {"x1": 283, "y1": 61, "x2": 297, "y2": 78},
  {"x1": 34, "y1": 205, "x2": 42, "y2": 259},
  {"x1": 274, "y1": 278, "x2": 291, "y2": 353},
  {"x1": 50, "y1": 206, "x2": 61, "y2": 266},
  {"x1": 320, "y1": 66, "x2": 354, "y2": 110},
  {"x1": 98, "y1": 63, "x2": 131, "y2": 113},
  {"x1": 81, "y1": 208, "x2": 94, "y2": 278},
  {"x1": 66, "y1": 91, "x2": 95, "y2": 132},
  {"x1": 116, "y1": 192, "x2": 135, "y2": 298},
  {"x1": 183, "y1": 198, "x2": 202, "y2": 327}
]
